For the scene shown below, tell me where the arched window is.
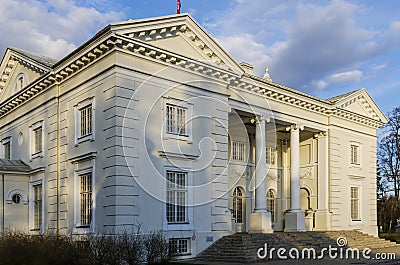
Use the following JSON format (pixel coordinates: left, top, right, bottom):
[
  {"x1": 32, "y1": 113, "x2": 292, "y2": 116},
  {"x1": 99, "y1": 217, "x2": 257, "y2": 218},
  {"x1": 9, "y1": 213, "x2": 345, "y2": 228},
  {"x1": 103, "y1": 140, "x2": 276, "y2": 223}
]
[
  {"x1": 6, "y1": 188, "x2": 28, "y2": 205},
  {"x1": 18, "y1": 76, "x2": 24, "y2": 90},
  {"x1": 13, "y1": 73, "x2": 28, "y2": 93},
  {"x1": 266, "y1": 189, "x2": 276, "y2": 222},
  {"x1": 300, "y1": 188, "x2": 311, "y2": 211},
  {"x1": 233, "y1": 187, "x2": 245, "y2": 224}
]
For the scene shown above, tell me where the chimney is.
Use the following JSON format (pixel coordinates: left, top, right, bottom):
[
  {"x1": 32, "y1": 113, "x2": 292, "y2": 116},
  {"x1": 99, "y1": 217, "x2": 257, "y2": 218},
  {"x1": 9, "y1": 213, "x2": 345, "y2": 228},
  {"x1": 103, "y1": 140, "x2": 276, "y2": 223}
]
[{"x1": 239, "y1": 62, "x2": 254, "y2": 75}]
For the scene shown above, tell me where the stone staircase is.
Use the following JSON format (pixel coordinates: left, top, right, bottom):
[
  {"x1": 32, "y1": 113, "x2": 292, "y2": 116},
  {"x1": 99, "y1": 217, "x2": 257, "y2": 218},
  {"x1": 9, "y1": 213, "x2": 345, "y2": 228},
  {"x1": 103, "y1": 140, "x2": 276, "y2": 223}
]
[{"x1": 196, "y1": 231, "x2": 400, "y2": 263}]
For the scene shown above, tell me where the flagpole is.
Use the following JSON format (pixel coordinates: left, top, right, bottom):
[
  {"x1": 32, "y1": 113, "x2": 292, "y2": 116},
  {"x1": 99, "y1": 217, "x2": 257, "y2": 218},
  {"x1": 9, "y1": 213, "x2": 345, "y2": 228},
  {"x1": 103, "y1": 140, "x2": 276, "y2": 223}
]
[{"x1": 177, "y1": 0, "x2": 181, "y2": 14}]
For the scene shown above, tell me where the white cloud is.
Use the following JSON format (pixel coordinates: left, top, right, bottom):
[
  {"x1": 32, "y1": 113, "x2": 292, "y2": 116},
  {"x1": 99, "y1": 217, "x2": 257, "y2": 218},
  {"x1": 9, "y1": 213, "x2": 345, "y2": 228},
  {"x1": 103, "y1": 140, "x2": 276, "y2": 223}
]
[
  {"x1": 329, "y1": 70, "x2": 362, "y2": 83},
  {"x1": 216, "y1": 34, "x2": 271, "y2": 76},
  {"x1": 311, "y1": 80, "x2": 328, "y2": 90},
  {"x1": 372, "y1": 64, "x2": 387, "y2": 72},
  {"x1": 206, "y1": 0, "x2": 398, "y2": 92},
  {"x1": 0, "y1": 0, "x2": 124, "y2": 59}
]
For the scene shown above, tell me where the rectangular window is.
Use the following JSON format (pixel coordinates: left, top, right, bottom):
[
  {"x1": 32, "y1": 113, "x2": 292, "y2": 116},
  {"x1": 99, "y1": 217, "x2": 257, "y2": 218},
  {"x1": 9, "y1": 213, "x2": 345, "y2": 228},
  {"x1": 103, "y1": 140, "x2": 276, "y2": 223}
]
[
  {"x1": 351, "y1": 145, "x2": 359, "y2": 165},
  {"x1": 232, "y1": 141, "x2": 246, "y2": 161},
  {"x1": 33, "y1": 127, "x2": 42, "y2": 155},
  {"x1": 33, "y1": 184, "x2": 42, "y2": 230},
  {"x1": 351, "y1": 187, "x2": 360, "y2": 221},
  {"x1": 166, "y1": 171, "x2": 187, "y2": 224},
  {"x1": 166, "y1": 104, "x2": 187, "y2": 136},
  {"x1": 3, "y1": 138, "x2": 11, "y2": 159},
  {"x1": 169, "y1": 238, "x2": 190, "y2": 256},
  {"x1": 266, "y1": 147, "x2": 276, "y2": 165},
  {"x1": 79, "y1": 104, "x2": 92, "y2": 138},
  {"x1": 80, "y1": 173, "x2": 92, "y2": 226}
]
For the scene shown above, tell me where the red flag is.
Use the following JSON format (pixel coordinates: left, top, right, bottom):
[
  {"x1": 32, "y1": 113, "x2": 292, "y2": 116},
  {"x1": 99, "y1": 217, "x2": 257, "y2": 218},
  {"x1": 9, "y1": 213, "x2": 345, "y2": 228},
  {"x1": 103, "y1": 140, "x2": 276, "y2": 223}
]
[{"x1": 177, "y1": 0, "x2": 181, "y2": 14}]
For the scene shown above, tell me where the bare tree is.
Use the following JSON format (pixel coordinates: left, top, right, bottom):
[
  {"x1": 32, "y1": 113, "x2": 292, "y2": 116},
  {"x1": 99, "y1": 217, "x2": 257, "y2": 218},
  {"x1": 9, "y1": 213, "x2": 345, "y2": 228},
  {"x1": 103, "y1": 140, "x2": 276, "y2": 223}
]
[
  {"x1": 377, "y1": 107, "x2": 400, "y2": 233},
  {"x1": 378, "y1": 107, "x2": 400, "y2": 197}
]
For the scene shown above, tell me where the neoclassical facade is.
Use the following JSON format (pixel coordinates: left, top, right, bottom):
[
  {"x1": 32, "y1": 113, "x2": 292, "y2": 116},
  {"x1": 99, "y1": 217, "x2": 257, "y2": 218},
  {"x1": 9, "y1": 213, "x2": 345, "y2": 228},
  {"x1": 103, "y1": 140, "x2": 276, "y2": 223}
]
[{"x1": 0, "y1": 14, "x2": 387, "y2": 258}]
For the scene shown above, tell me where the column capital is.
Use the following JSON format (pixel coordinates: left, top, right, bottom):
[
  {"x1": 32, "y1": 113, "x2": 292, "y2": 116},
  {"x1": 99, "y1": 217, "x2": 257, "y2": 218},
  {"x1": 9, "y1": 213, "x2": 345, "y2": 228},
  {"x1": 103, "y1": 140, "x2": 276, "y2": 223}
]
[
  {"x1": 251, "y1": 115, "x2": 270, "y2": 124},
  {"x1": 313, "y1": 131, "x2": 328, "y2": 138},
  {"x1": 285, "y1": 124, "x2": 304, "y2": 132}
]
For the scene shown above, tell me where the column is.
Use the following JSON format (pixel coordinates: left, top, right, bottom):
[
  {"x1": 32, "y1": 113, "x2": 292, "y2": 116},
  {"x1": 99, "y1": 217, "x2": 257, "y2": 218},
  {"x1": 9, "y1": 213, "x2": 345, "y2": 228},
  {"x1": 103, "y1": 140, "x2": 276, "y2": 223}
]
[
  {"x1": 255, "y1": 116, "x2": 267, "y2": 212},
  {"x1": 249, "y1": 115, "x2": 273, "y2": 233},
  {"x1": 284, "y1": 124, "x2": 306, "y2": 232},
  {"x1": 314, "y1": 131, "x2": 331, "y2": 230}
]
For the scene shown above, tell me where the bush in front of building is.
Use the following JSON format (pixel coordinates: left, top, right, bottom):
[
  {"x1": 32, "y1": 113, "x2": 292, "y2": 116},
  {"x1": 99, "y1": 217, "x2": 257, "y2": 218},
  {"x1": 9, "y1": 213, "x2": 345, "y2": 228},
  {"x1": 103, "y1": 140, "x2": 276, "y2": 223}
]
[
  {"x1": 379, "y1": 233, "x2": 400, "y2": 244},
  {"x1": 0, "y1": 229, "x2": 80, "y2": 265},
  {"x1": 0, "y1": 229, "x2": 171, "y2": 265}
]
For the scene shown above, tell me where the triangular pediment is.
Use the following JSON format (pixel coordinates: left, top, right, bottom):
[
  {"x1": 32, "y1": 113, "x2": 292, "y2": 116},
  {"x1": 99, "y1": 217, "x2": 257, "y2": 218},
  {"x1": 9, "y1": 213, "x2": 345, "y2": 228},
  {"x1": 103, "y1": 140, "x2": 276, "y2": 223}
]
[
  {"x1": 109, "y1": 14, "x2": 244, "y2": 74},
  {"x1": 0, "y1": 47, "x2": 56, "y2": 103},
  {"x1": 332, "y1": 89, "x2": 388, "y2": 123}
]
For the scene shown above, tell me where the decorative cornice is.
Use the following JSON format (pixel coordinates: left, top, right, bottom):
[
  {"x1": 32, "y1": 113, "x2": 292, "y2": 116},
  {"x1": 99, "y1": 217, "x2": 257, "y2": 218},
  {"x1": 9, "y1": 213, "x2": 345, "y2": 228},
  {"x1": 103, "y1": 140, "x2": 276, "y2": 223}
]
[
  {"x1": 0, "y1": 34, "x2": 386, "y2": 129},
  {"x1": 230, "y1": 76, "x2": 385, "y2": 128},
  {"x1": 0, "y1": 58, "x2": 16, "y2": 92},
  {"x1": 158, "y1": 151, "x2": 199, "y2": 160},
  {"x1": 12, "y1": 55, "x2": 48, "y2": 75},
  {"x1": 337, "y1": 94, "x2": 380, "y2": 120},
  {"x1": 69, "y1": 152, "x2": 97, "y2": 164},
  {"x1": 121, "y1": 21, "x2": 230, "y2": 69},
  {"x1": 0, "y1": 53, "x2": 50, "y2": 94}
]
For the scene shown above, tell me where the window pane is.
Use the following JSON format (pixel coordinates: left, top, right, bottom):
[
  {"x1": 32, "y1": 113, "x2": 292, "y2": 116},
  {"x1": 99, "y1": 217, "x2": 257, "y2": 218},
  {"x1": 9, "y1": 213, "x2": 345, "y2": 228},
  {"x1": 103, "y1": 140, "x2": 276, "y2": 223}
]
[
  {"x1": 266, "y1": 190, "x2": 276, "y2": 222},
  {"x1": 232, "y1": 141, "x2": 246, "y2": 161},
  {"x1": 351, "y1": 187, "x2": 360, "y2": 220},
  {"x1": 351, "y1": 145, "x2": 359, "y2": 165},
  {"x1": 3, "y1": 142, "x2": 10, "y2": 159},
  {"x1": 169, "y1": 238, "x2": 190, "y2": 255},
  {"x1": 33, "y1": 127, "x2": 42, "y2": 154},
  {"x1": 33, "y1": 185, "x2": 42, "y2": 229},
  {"x1": 166, "y1": 104, "x2": 187, "y2": 136},
  {"x1": 166, "y1": 171, "x2": 187, "y2": 224},
  {"x1": 233, "y1": 187, "x2": 244, "y2": 224},
  {"x1": 80, "y1": 174, "x2": 92, "y2": 226},
  {"x1": 79, "y1": 105, "x2": 93, "y2": 138}
]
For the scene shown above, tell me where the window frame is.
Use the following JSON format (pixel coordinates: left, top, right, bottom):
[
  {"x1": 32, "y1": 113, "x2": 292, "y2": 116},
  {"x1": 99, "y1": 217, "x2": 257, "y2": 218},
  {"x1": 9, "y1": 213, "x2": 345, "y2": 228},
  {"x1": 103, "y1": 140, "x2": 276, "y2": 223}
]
[
  {"x1": 6, "y1": 189, "x2": 28, "y2": 204},
  {"x1": 266, "y1": 147, "x2": 276, "y2": 165},
  {"x1": 29, "y1": 177, "x2": 44, "y2": 233},
  {"x1": 74, "y1": 166, "x2": 95, "y2": 233},
  {"x1": 231, "y1": 141, "x2": 246, "y2": 162},
  {"x1": 1, "y1": 137, "x2": 11, "y2": 159},
  {"x1": 266, "y1": 189, "x2": 276, "y2": 223},
  {"x1": 29, "y1": 121, "x2": 44, "y2": 160},
  {"x1": 166, "y1": 170, "x2": 188, "y2": 224},
  {"x1": 13, "y1": 73, "x2": 28, "y2": 93},
  {"x1": 74, "y1": 98, "x2": 95, "y2": 145},
  {"x1": 350, "y1": 186, "x2": 362, "y2": 223},
  {"x1": 169, "y1": 238, "x2": 191, "y2": 256},
  {"x1": 232, "y1": 187, "x2": 245, "y2": 224},
  {"x1": 350, "y1": 142, "x2": 361, "y2": 167},
  {"x1": 162, "y1": 98, "x2": 193, "y2": 142},
  {"x1": 163, "y1": 165, "x2": 193, "y2": 231}
]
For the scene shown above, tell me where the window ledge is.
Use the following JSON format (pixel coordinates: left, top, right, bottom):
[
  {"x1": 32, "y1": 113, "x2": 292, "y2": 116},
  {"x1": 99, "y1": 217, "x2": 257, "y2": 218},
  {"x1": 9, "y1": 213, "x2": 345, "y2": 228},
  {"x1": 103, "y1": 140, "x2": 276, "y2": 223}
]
[
  {"x1": 163, "y1": 134, "x2": 191, "y2": 142},
  {"x1": 350, "y1": 220, "x2": 363, "y2": 226},
  {"x1": 76, "y1": 135, "x2": 94, "y2": 145},
  {"x1": 72, "y1": 226, "x2": 93, "y2": 235},
  {"x1": 31, "y1": 152, "x2": 43, "y2": 160}
]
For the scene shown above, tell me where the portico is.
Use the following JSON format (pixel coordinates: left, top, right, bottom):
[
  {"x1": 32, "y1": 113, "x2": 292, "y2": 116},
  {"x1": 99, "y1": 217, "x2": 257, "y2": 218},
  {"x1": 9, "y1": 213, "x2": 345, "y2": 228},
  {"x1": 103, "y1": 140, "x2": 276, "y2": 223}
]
[{"x1": 228, "y1": 109, "x2": 332, "y2": 233}]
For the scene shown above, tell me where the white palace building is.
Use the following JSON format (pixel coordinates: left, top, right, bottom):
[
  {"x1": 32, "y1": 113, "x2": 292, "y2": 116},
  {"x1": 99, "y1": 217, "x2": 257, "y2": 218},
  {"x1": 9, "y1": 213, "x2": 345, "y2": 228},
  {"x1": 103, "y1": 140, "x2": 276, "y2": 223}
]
[{"x1": 0, "y1": 14, "x2": 388, "y2": 258}]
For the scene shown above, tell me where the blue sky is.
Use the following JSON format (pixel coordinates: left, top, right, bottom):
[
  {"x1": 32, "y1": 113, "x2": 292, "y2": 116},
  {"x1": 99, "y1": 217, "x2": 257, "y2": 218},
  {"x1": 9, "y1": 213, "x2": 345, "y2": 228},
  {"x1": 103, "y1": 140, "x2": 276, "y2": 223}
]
[{"x1": 0, "y1": 0, "x2": 399, "y2": 114}]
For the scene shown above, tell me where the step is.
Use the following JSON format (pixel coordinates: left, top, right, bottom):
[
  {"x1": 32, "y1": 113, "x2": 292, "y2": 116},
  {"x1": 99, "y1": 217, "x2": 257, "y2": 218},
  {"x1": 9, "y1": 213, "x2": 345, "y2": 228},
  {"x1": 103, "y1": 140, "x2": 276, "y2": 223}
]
[{"x1": 196, "y1": 231, "x2": 400, "y2": 262}]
